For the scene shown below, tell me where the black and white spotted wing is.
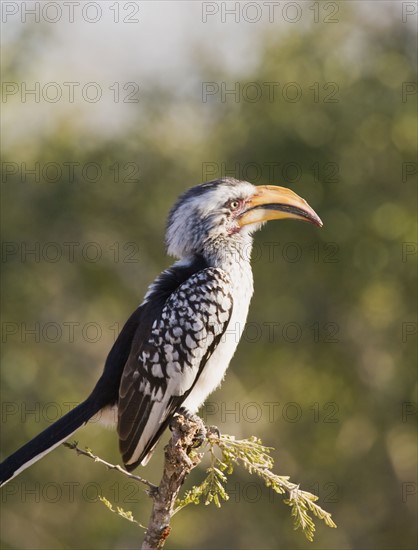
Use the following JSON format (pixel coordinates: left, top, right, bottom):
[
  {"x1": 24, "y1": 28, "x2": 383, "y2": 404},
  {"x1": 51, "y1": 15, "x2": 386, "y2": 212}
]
[{"x1": 117, "y1": 267, "x2": 233, "y2": 470}]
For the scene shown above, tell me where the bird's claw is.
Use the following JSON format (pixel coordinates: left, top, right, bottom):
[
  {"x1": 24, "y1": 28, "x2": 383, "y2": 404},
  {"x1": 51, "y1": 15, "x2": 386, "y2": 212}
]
[
  {"x1": 191, "y1": 426, "x2": 207, "y2": 448},
  {"x1": 172, "y1": 408, "x2": 207, "y2": 448}
]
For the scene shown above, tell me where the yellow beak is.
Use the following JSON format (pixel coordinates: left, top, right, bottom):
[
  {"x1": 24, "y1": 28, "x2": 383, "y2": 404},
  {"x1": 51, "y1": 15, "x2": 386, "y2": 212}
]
[{"x1": 238, "y1": 185, "x2": 323, "y2": 228}]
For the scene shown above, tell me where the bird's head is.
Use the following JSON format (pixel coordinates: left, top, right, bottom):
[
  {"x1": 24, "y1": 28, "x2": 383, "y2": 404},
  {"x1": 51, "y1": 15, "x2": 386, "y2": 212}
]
[{"x1": 166, "y1": 177, "x2": 322, "y2": 260}]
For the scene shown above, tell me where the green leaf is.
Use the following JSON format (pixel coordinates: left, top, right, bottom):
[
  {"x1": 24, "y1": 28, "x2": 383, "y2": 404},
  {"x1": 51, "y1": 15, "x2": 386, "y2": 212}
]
[{"x1": 175, "y1": 432, "x2": 337, "y2": 542}]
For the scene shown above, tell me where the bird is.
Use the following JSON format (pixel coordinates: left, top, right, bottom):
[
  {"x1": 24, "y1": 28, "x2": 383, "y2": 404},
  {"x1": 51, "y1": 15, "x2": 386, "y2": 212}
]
[{"x1": 0, "y1": 177, "x2": 322, "y2": 486}]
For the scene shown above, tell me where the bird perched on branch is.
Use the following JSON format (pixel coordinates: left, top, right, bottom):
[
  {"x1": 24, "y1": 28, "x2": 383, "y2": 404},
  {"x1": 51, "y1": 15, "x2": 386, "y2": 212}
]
[{"x1": 0, "y1": 177, "x2": 322, "y2": 486}]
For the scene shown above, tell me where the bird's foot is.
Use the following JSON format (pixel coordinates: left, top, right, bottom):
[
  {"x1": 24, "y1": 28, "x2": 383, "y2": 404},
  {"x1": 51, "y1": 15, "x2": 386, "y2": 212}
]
[{"x1": 175, "y1": 407, "x2": 207, "y2": 448}]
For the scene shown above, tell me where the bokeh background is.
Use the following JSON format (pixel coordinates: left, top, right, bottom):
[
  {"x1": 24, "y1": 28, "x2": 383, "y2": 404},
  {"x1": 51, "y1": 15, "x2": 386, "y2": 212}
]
[{"x1": 1, "y1": 1, "x2": 417, "y2": 549}]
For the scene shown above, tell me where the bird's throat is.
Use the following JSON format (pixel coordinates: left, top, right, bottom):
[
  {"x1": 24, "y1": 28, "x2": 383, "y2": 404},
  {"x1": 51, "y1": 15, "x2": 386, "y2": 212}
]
[{"x1": 202, "y1": 234, "x2": 254, "y2": 273}]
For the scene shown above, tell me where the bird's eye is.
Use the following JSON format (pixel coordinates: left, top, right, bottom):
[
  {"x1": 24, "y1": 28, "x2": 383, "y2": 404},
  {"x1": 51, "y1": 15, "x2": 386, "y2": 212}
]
[{"x1": 228, "y1": 200, "x2": 240, "y2": 210}]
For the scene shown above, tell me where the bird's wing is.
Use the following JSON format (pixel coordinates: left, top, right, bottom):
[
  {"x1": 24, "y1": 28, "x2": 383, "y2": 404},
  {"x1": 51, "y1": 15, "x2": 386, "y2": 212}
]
[{"x1": 117, "y1": 267, "x2": 233, "y2": 470}]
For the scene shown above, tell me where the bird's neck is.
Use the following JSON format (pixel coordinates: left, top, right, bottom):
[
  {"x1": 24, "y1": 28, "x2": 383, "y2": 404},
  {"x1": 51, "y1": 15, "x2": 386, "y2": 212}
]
[
  {"x1": 202, "y1": 235, "x2": 252, "y2": 269},
  {"x1": 198, "y1": 236, "x2": 254, "y2": 306}
]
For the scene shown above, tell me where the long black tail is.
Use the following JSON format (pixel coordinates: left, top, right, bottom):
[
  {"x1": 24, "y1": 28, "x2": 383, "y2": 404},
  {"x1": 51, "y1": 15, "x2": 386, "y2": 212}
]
[{"x1": 0, "y1": 397, "x2": 102, "y2": 486}]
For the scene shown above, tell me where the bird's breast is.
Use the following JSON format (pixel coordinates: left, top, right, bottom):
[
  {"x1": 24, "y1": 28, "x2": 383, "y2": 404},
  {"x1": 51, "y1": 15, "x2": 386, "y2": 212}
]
[{"x1": 181, "y1": 264, "x2": 254, "y2": 413}]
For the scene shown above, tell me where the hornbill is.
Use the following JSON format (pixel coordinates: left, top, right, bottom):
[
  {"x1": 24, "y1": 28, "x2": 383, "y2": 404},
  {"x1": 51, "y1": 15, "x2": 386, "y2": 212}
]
[{"x1": 0, "y1": 177, "x2": 322, "y2": 486}]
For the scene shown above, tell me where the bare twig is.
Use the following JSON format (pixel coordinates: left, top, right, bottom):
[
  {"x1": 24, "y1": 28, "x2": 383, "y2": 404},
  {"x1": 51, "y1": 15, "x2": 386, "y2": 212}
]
[{"x1": 63, "y1": 441, "x2": 157, "y2": 491}]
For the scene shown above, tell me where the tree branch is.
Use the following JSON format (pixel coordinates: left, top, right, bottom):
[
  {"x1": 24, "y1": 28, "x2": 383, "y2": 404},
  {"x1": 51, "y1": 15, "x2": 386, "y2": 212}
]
[
  {"x1": 64, "y1": 415, "x2": 205, "y2": 549},
  {"x1": 141, "y1": 415, "x2": 204, "y2": 550},
  {"x1": 65, "y1": 419, "x2": 336, "y2": 547},
  {"x1": 63, "y1": 441, "x2": 157, "y2": 492}
]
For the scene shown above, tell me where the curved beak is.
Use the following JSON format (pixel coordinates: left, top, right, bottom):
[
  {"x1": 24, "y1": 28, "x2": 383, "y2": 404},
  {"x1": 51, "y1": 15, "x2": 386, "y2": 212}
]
[{"x1": 238, "y1": 185, "x2": 323, "y2": 228}]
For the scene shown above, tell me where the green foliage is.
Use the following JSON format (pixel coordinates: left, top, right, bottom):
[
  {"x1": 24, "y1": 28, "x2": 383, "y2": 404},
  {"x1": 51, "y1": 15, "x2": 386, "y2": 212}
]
[
  {"x1": 175, "y1": 434, "x2": 336, "y2": 542},
  {"x1": 84, "y1": 432, "x2": 335, "y2": 542},
  {"x1": 99, "y1": 496, "x2": 146, "y2": 529}
]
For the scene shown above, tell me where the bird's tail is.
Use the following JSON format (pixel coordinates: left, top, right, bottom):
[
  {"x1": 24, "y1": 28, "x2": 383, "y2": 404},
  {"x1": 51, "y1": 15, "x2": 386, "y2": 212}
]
[{"x1": 0, "y1": 398, "x2": 101, "y2": 487}]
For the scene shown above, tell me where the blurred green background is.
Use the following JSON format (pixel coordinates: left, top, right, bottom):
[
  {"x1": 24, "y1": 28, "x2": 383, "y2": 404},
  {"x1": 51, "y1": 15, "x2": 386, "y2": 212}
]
[{"x1": 1, "y1": 2, "x2": 416, "y2": 549}]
